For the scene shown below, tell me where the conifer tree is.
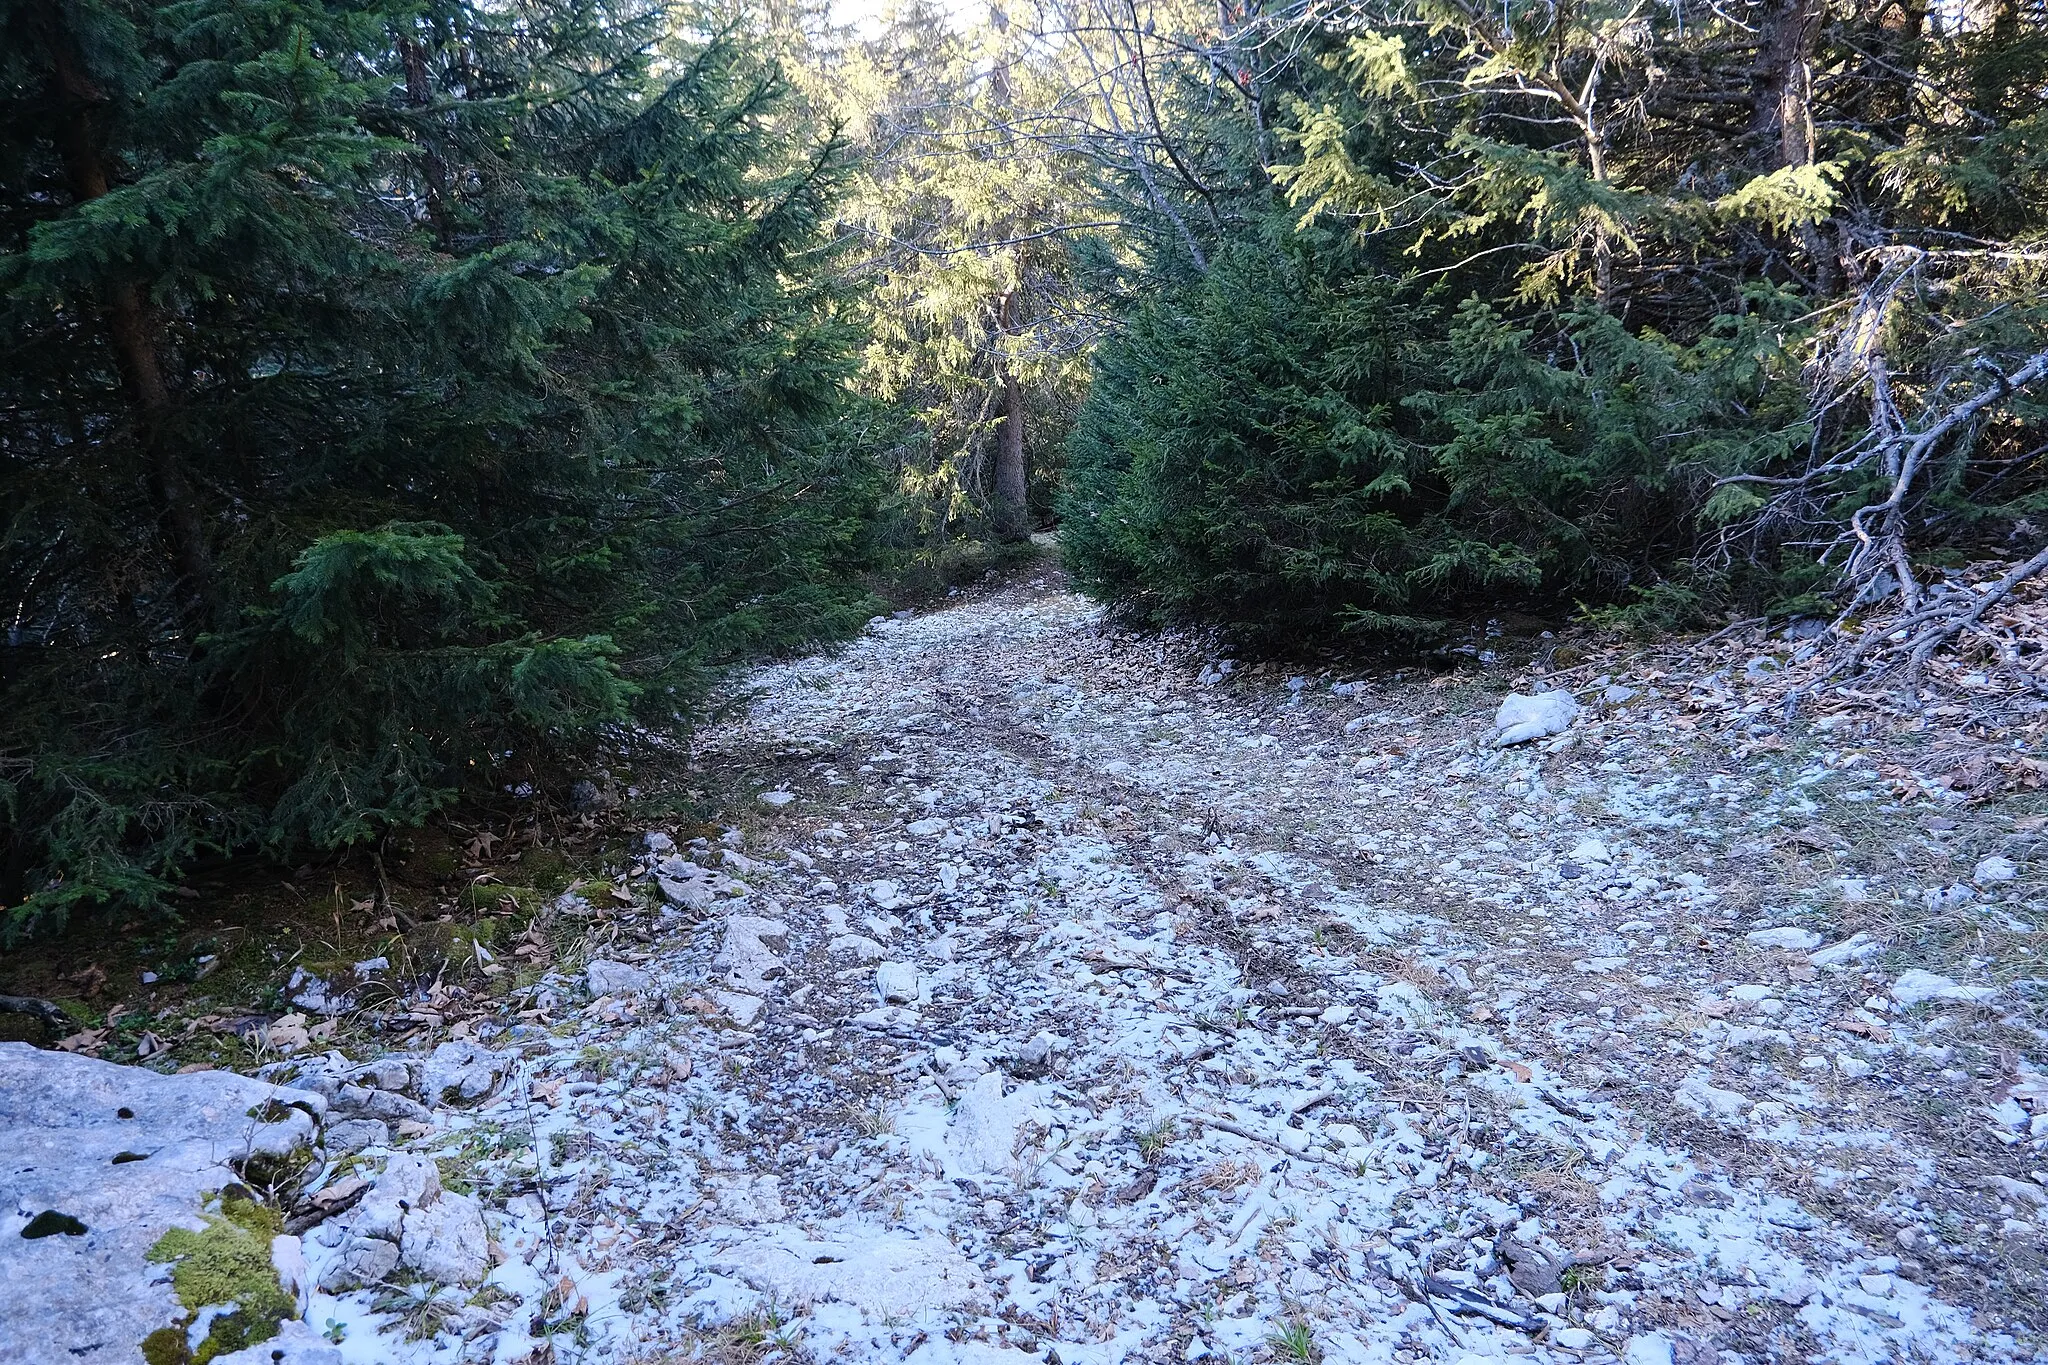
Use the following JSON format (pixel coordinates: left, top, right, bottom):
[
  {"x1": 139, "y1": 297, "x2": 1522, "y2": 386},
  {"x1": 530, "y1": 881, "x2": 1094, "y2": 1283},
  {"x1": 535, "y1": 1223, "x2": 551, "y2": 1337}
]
[{"x1": 1, "y1": 0, "x2": 879, "y2": 936}]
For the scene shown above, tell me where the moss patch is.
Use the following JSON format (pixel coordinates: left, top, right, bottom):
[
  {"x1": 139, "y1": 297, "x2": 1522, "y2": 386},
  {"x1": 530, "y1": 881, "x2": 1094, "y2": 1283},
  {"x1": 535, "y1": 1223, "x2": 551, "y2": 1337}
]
[
  {"x1": 144, "y1": 1197, "x2": 294, "y2": 1364},
  {"x1": 140, "y1": 1326, "x2": 189, "y2": 1365}
]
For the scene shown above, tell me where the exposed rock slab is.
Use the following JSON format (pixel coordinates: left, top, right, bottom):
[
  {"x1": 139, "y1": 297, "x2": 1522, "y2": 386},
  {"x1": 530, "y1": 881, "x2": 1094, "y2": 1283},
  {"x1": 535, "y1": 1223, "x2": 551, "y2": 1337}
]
[{"x1": 0, "y1": 1043, "x2": 324, "y2": 1365}]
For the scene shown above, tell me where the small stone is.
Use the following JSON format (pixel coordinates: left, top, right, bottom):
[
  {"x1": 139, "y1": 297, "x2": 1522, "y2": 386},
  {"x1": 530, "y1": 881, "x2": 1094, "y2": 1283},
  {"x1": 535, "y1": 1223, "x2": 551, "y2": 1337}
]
[
  {"x1": 1890, "y1": 969, "x2": 1998, "y2": 1006},
  {"x1": 1318, "y1": 1004, "x2": 1354, "y2": 1025},
  {"x1": 1974, "y1": 855, "x2": 2019, "y2": 884},
  {"x1": 1555, "y1": 1327, "x2": 1596, "y2": 1350},
  {"x1": 1569, "y1": 838, "x2": 1611, "y2": 864},
  {"x1": 644, "y1": 831, "x2": 676, "y2": 853},
  {"x1": 759, "y1": 790, "x2": 797, "y2": 809},
  {"x1": 587, "y1": 959, "x2": 653, "y2": 997},
  {"x1": 1747, "y1": 926, "x2": 1822, "y2": 951},
  {"x1": 1835, "y1": 1054, "x2": 1874, "y2": 1079},
  {"x1": 906, "y1": 817, "x2": 948, "y2": 837},
  {"x1": 1494, "y1": 691, "x2": 1580, "y2": 746},
  {"x1": 876, "y1": 961, "x2": 920, "y2": 1004}
]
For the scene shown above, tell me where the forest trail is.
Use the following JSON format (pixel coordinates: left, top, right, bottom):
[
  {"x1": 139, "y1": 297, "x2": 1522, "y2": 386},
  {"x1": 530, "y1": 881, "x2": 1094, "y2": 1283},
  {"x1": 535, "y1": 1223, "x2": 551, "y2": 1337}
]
[{"x1": 298, "y1": 568, "x2": 2043, "y2": 1365}]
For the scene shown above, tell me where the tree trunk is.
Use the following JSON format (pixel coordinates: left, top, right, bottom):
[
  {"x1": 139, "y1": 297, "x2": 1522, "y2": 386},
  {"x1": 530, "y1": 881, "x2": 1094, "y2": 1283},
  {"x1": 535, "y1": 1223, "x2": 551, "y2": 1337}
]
[
  {"x1": 42, "y1": 22, "x2": 213, "y2": 629},
  {"x1": 1749, "y1": 0, "x2": 1822, "y2": 170},
  {"x1": 1584, "y1": 132, "x2": 1615, "y2": 313},
  {"x1": 992, "y1": 287, "x2": 1030, "y2": 541},
  {"x1": 399, "y1": 36, "x2": 456, "y2": 250},
  {"x1": 1749, "y1": 0, "x2": 1836, "y2": 291}
]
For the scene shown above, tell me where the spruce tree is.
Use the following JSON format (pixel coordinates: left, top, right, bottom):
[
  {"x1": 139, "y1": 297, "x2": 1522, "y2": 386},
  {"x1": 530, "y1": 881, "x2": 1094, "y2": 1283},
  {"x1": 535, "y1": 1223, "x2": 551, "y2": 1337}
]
[{"x1": 1, "y1": 0, "x2": 879, "y2": 937}]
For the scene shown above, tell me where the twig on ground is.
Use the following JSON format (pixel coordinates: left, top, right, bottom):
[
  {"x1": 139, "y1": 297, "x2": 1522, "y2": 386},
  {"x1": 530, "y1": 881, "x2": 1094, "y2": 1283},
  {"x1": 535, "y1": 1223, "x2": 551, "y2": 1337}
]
[{"x1": 0, "y1": 994, "x2": 73, "y2": 1035}]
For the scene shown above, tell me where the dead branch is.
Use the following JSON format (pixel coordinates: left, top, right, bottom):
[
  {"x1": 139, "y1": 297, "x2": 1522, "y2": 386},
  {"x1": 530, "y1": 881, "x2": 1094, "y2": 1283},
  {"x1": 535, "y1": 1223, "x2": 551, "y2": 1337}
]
[{"x1": 0, "y1": 994, "x2": 74, "y2": 1035}]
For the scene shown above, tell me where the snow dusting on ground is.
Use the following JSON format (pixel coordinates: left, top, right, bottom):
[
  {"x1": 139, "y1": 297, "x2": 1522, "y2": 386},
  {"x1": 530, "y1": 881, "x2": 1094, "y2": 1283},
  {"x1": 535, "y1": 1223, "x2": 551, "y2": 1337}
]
[{"x1": 264, "y1": 571, "x2": 2047, "y2": 1365}]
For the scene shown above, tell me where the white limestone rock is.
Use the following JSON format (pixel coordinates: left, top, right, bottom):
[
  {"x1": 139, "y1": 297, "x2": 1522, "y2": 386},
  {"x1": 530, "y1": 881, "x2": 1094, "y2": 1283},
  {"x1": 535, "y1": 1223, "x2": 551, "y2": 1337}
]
[
  {"x1": 1493, "y1": 690, "x2": 1580, "y2": 746},
  {"x1": 1890, "y1": 969, "x2": 1998, "y2": 1006},
  {"x1": 0, "y1": 1043, "x2": 323, "y2": 1365},
  {"x1": 416, "y1": 1040, "x2": 510, "y2": 1107},
  {"x1": 1747, "y1": 926, "x2": 1823, "y2": 951},
  {"x1": 716, "y1": 1223, "x2": 982, "y2": 1318},
  {"x1": 586, "y1": 958, "x2": 653, "y2": 998},
  {"x1": 210, "y1": 1319, "x2": 343, "y2": 1365},
  {"x1": 875, "y1": 961, "x2": 921, "y2": 1004}
]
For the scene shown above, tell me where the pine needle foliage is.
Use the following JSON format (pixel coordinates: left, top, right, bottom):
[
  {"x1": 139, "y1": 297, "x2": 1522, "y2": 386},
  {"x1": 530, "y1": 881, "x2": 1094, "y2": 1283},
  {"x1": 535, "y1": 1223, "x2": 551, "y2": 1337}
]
[
  {"x1": 1, "y1": 0, "x2": 880, "y2": 938},
  {"x1": 1059, "y1": 0, "x2": 2048, "y2": 642}
]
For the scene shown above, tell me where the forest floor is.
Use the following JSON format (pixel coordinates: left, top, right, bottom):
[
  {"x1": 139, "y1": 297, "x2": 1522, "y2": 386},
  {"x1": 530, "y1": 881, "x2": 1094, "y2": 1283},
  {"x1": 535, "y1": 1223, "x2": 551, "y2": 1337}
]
[{"x1": 15, "y1": 562, "x2": 2048, "y2": 1365}]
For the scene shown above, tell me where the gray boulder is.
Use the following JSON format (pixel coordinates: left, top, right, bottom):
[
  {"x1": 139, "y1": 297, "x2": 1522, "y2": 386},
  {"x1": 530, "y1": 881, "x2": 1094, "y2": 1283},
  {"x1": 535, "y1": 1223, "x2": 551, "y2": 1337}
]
[
  {"x1": 332, "y1": 1082, "x2": 431, "y2": 1125},
  {"x1": 0, "y1": 1043, "x2": 323, "y2": 1365},
  {"x1": 322, "y1": 1118, "x2": 390, "y2": 1155},
  {"x1": 416, "y1": 1040, "x2": 509, "y2": 1108},
  {"x1": 314, "y1": 1154, "x2": 489, "y2": 1290}
]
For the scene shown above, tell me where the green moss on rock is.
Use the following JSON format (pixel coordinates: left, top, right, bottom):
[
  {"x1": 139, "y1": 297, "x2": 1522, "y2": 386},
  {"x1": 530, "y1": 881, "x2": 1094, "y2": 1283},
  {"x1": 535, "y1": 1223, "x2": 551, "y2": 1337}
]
[{"x1": 144, "y1": 1198, "x2": 294, "y2": 1364}]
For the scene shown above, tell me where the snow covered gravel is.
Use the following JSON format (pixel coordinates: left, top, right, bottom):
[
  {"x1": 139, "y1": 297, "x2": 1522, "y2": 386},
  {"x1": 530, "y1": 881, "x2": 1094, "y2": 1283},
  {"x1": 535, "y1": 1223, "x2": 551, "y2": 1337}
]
[{"x1": 289, "y1": 573, "x2": 2047, "y2": 1365}]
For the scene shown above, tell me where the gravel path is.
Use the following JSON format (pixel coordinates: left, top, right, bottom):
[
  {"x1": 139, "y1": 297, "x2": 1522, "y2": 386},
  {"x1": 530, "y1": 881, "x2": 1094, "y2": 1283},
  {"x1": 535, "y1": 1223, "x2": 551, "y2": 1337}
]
[{"x1": 294, "y1": 570, "x2": 2047, "y2": 1365}]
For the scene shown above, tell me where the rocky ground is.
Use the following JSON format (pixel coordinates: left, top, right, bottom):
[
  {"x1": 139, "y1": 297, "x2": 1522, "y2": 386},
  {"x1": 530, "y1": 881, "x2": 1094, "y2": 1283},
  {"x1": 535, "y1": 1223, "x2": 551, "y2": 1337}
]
[{"x1": 8, "y1": 566, "x2": 2048, "y2": 1365}]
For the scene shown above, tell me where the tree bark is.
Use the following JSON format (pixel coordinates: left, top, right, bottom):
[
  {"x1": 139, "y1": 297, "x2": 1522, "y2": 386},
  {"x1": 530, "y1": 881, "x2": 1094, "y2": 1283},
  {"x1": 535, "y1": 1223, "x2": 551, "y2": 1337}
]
[
  {"x1": 41, "y1": 18, "x2": 214, "y2": 629},
  {"x1": 1749, "y1": 0, "x2": 1836, "y2": 291},
  {"x1": 398, "y1": 36, "x2": 455, "y2": 250},
  {"x1": 992, "y1": 292, "x2": 1030, "y2": 541},
  {"x1": 1749, "y1": 0, "x2": 1822, "y2": 170}
]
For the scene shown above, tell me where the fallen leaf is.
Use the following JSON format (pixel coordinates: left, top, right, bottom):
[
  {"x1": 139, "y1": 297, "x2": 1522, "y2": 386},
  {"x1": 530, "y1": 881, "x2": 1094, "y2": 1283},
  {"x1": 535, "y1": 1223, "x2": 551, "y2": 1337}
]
[
  {"x1": 266, "y1": 1012, "x2": 311, "y2": 1053},
  {"x1": 1500, "y1": 1059, "x2": 1533, "y2": 1083},
  {"x1": 55, "y1": 1028, "x2": 108, "y2": 1054},
  {"x1": 309, "y1": 1177, "x2": 368, "y2": 1211},
  {"x1": 1834, "y1": 1016, "x2": 1891, "y2": 1041}
]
